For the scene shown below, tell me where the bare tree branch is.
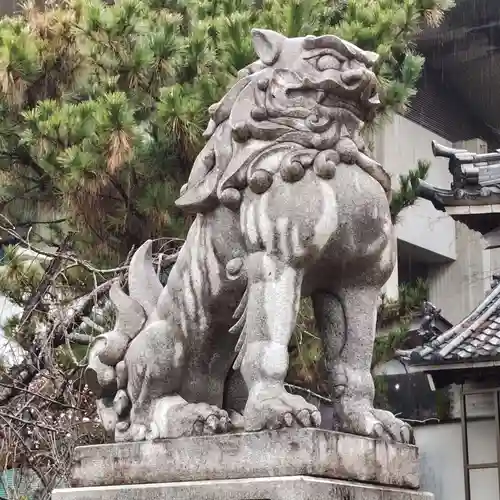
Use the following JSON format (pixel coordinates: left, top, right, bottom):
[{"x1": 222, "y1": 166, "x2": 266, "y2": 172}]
[
  {"x1": 16, "y1": 235, "x2": 73, "y2": 348},
  {"x1": 0, "y1": 216, "x2": 181, "y2": 275},
  {"x1": 0, "y1": 215, "x2": 183, "y2": 497},
  {"x1": 0, "y1": 410, "x2": 59, "y2": 433}
]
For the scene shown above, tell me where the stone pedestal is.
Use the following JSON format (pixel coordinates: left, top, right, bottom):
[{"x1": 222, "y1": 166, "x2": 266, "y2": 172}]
[{"x1": 52, "y1": 429, "x2": 434, "y2": 499}]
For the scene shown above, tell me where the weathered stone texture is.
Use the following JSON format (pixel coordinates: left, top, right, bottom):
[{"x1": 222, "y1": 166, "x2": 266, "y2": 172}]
[
  {"x1": 54, "y1": 476, "x2": 433, "y2": 500},
  {"x1": 70, "y1": 429, "x2": 419, "y2": 490}
]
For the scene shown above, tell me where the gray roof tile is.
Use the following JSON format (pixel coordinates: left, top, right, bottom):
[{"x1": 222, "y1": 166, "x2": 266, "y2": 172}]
[{"x1": 408, "y1": 283, "x2": 500, "y2": 365}]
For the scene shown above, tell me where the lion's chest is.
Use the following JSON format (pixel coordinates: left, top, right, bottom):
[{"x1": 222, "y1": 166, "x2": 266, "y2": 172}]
[
  {"x1": 324, "y1": 163, "x2": 392, "y2": 259},
  {"x1": 239, "y1": 164, "x2": 391, "y2": 265}
]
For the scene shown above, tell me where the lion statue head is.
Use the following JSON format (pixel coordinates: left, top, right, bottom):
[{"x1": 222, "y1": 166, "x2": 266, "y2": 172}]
[{"x1": 176, "y1": 29, "x2": 390, "y2": 214}]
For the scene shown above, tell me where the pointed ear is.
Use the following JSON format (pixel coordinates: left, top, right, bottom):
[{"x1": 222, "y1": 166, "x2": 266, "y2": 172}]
[{"x1": 251, "y1": 28, "x2": 285, "y2": 66}]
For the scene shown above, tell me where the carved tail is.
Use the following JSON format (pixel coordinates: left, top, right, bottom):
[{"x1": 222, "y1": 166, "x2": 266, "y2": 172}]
[{"x1": 85, "y1": 240, "x2": 163, "y2": 393}]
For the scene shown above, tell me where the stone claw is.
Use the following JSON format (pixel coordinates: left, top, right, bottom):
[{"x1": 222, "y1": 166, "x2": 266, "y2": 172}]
[
  {"x1": 400, "y1": 424, "x2": 414, "y2": 444},
  {"x1": 296, "y1": 409, "x2": 312, "y2": 427},
  {"x1": 113, "y1": 389, "x2": 130, "y2": 416},
  {"x1": 116, "y1": 422, "x2": 147, "y2": 442},
  {"x1": 205, "y1": 415, "x2": 218, "y2": 432},
  {"x1": 372, "y1": 423, "x2": 385, "y2": 439},
  {"x1": 128, "y1": 398, "x2": 234, "y2": 439},
  {"x1": 193, "y1": 419, "x2": 205, "y2": 435},
  {"x1": 219, "y1": 415, "x2": 231, "y2": 433},
  {"x1": 167, "y1": 403, "x2": 232, "y2": 437},
  {"x1": 282, "y1": 412, "x2": 294, "y2": 427},
  {"x1": 116, "y1": 420, "x2": 130, "y2": 431},
  {"x1": 338, "y1": 406, "x2": 414, "y2": 445},
  {"x1": 244, "y1": 387, "x2": 321, "y2": 431},
  {"x1": 311, "y1": 410, "x2": 322, "y2": 427}
]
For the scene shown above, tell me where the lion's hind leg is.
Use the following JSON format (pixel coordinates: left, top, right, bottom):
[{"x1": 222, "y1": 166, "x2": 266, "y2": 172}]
[
  {"x1": 119, "y1": 317, "x2": 232, "y2": 441},
  {"x1": 312, "y1": 288, "x2": 413, "y2": 444},
  {"x1": 114, "y1": 318, "x2": 184, "y2": 441}
]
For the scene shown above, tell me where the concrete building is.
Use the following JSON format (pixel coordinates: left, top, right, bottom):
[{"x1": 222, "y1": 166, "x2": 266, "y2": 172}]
[{"x1": 374, "y1": 2, "x2": 500, "y2": 500}]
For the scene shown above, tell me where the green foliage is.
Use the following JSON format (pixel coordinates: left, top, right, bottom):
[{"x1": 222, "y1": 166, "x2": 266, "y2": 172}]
[
  {"x1": 288, "y1": 298, "x2": 326, "y2": 391},
  {"x1": 390, "y1": 160, "x2": 431, "y2": 223},
  {"x1": 1, "y1": 315, "x2": 22, "y2": 339},
  {"x1": 373, "y1": 278, "x2": 429, "y2": 366},
  {"x1": 0, "y1": 245, "x2": 44, "y2": 303},
  {"x1": 0, "y1": 0, "x2": 454, "y2": 264},
  {"x1": 372, "y1": 324, "x2": 411, "y2": 367},
  {"x1": 378, "y1": 277, "x2": 429, "y2": 326}
]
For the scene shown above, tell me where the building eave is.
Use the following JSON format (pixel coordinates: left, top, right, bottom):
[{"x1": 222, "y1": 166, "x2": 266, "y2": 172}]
[
  {"x1": 405, "y1": 281, "x2": 500, "y2": 366},
  {"x1": 416, "y1": 136, "x2": 500, "y2": 241},
  {"x1": 407, "y1": 357, "x2": 500, "y2": 372}
]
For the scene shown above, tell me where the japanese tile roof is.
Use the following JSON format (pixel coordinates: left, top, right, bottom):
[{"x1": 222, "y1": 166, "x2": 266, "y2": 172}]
[{"x1": 405, "y1": 280, "x2": 500, "y2": 365}]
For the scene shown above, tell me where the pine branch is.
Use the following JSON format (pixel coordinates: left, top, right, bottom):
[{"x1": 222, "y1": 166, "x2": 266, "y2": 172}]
[
  {"x1": 13, "y1": 218, "x2": 68, "y2": 228},
  {"x1": 0, "y1": 219, "x2": 129, "y2": 274},
  {"x1": 0, "y1": 149, "x2": 50, "y2": 185},
  {"x1": 390, "y1": 160, "x2": 430, "y2": 223}
]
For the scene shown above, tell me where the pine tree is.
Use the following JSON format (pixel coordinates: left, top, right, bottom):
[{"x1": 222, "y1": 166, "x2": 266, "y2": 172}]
[
  {"x1": 0, "y1": 0, "x2": 454, "y2": 263},
  {"x1": 0, "y1": 0, "x2": 455, "y2": 495}
]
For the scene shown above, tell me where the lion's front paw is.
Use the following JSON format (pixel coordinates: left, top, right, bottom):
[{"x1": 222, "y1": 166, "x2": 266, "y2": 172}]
[
  {"x1": 151, "y1": 399, "x2": 232, "y2": 438},
  {"x1": 337, "y1": 405, "x2": 414, "y2": 444},
  {"x1": 115, "y1": 422, "x2": 148, "y2": 442},
  {"x1": 244, "y1": 387, "x2": 321, "y2": 431}
]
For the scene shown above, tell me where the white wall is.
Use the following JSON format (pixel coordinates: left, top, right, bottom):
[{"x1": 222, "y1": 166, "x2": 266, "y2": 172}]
[
  {"x1": 416, "y1": 421, "x2": 499, "y2": 500},
  {"x1": 374, "y1": 114, "x2": 500, "y2": 322},
  {"x1": 376, "y1": 114, "x2": 457, "y2": 261},
  {"x1": 428, "y1": 222, "x2": 493, "y2": 324}
]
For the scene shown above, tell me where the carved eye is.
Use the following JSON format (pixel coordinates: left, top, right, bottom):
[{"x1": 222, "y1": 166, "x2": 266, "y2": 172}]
[{"x1": 316, "y1": 54, "x2": 342, "y2": 71}]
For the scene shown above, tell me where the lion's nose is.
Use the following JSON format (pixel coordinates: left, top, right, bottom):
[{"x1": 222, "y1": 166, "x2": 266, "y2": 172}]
[
  {"x1": 340, "y1": 69, "x2": 367, "y2": 85},
  {"x1": 341, "y1": 68, "x2": 379, "y2": 105}
]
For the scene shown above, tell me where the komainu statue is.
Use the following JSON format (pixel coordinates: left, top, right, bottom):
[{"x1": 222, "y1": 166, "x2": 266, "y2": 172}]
[{"x1": 86, "y1": 29, "x2": 413, "y2": 444}]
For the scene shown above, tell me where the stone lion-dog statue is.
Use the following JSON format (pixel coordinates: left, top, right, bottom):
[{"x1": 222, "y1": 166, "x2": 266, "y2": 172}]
[{"x1": 86, "y1": 28, "x2": 413, "y2": 444}]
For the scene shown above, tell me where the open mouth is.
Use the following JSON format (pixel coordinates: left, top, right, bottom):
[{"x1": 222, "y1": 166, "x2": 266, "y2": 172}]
[
  {"x1": 317, "y1": 90, "x2": 364, "y2": 118},
  {"x1": 316, "y1": 88, "x2": 380, "y2": 119}
]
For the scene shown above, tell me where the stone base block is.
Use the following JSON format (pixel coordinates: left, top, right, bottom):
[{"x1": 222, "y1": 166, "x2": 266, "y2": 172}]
[
  {"x1": 70, "y1": 429, "x2": 420, "y2": 489},
  {"x1": 53, "y1": 476, "x2": 434, "y2": 500}
]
